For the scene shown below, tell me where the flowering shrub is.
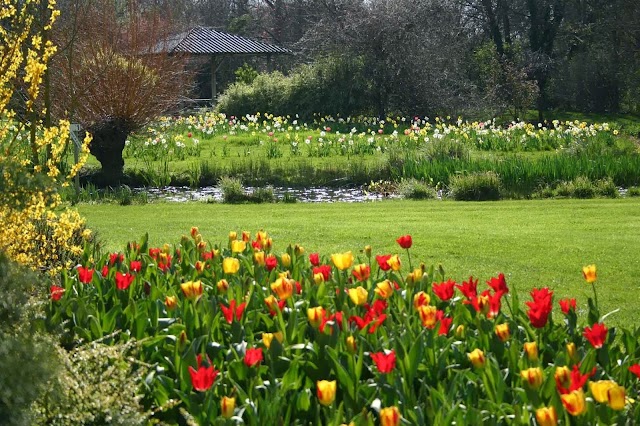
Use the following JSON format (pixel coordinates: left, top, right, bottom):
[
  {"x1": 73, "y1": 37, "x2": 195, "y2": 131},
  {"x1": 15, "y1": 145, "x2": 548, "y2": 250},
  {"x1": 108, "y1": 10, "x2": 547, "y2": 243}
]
[
  {"x1": 46, "y1": 230, "x2": 640, "y2": 424},
  {"x1": 0, "y1": 0, "x2": 92, "y2": 275}
]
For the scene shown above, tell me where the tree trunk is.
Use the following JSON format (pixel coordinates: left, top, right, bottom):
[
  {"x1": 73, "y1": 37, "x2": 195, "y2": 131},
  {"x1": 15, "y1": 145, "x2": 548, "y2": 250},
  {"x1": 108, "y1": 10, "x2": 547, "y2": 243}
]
[{"x1": 88, "y1": 118, "x2": 131, "y2": 186}]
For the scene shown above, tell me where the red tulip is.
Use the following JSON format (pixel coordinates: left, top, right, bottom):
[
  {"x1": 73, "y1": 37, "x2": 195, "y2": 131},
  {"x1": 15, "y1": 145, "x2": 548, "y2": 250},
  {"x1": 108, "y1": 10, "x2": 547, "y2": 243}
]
[
  {"x1": 438, "y1": 316, "x2": 453, "y2": 336},
  {"x1": 526, "y1": 288, "x2": 553, "y2": 328},
  {"x1": 432, "y1": 279, "x2": 456, "y2": 301},
  {"x1": 109, "y1": 252, "x2": 123, "y2": 266},
  {"x1": 115, "y1": 271, "x2": 134, "y2": 290},
  {"x1": 455, "y1": 276, "x2": 478, "y2": 300},
  {"x1": 220, "y1": 300, "x2": 247, "y2": 324},
  {"x1": 77, "y1": 266, "x2": 94, "y2": 284},
  {"x1": 50, "y1": 285, "x2": 65, "y2": 301},
  {"x1": 309, "y1": 252, "x2": 320, "y2": 266},
  {"x1": 244, "y1": 347, "x2": 263, "y2": 368},
  {"x1": 320, "y1": 311, "x2": 344, "y2": 334},
  {"x1": 556, "y1": 364, "x2": 595, "y2": 394},
  {"x1": 371, "y1": 350, "x2": 396, "y2": 374},
  {"x1": 265, "y1": 255, "x2": 278, "y2": 271},
  {"x1": 375, "y1": 255, "x2": 392, "y2": 271},
  {"x1": 189, "y1": 354, "x2": 219, "y2": 392},
  {"x1": 129, "y1": 260, "x2": 141, "y2": 272},
  {"x1": 101, "y1": 265, "x2": 109, "y2": 277},
  {"x1": 629, "y1": 364, "x2": 640, "y2": 379},
  {"x1": 312, "y1": 265, "x2": 331, "y2": 282},
  {"x1": 583, "y1": 323, "x2": 608, "y2": 349},
  {"x1": 559, "y1": 298, "x2": 577, "y2": 314},
  {"x1": 487, "y1": 273, "x2": 508, "y2": 295},
  {"x1": 396, "y1": 235, "x2": 412, "y2": 249},
  {"x1": 352, "y1": 264, "x2": 371, "y2": 282}
]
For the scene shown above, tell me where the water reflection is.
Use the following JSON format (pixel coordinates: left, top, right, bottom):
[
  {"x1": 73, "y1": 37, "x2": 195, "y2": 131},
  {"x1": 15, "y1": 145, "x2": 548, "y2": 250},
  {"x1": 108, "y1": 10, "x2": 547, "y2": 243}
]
[{"x1": 135, "y1": 186, "x2": 398, "y2": 203}]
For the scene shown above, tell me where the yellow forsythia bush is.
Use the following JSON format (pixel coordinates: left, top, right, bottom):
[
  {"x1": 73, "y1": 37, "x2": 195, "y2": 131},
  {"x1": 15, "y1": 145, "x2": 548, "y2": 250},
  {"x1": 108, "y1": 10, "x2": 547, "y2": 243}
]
[{"x1": 0, "y1": 0, "x2": 92, "y2": 275}]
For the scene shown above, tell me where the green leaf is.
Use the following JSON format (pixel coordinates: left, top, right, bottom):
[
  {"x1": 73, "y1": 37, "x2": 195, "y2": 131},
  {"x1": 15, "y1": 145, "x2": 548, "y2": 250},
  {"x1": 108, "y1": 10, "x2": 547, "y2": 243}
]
[{"x1": 325, "y1": 346, "x2": 355, "y2": 400}]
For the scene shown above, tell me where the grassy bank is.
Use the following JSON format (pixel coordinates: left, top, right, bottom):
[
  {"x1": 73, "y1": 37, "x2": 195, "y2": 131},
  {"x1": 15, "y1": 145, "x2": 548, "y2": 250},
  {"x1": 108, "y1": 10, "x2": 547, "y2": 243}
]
[{"x1": 78, "y1": 198, "x2": 640, "y2": 326}]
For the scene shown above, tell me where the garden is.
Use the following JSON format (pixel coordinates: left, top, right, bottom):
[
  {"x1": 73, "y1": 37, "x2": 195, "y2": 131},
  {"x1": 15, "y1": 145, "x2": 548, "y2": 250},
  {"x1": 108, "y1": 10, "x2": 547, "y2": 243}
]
[{"x1": 3, "y1": 0, "x2": 640, "y2": 425}]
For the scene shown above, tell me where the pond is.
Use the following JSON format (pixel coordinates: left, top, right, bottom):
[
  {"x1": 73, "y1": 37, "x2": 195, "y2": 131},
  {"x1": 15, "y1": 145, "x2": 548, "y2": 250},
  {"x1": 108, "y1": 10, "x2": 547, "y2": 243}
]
[{"x1": 135, "y1": 186, "x2": 399, "y2": 203}]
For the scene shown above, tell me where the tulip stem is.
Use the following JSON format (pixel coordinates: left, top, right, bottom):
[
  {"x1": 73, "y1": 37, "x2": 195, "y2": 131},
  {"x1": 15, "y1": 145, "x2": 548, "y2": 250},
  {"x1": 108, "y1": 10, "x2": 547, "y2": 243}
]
[
  {"x1": 591, "y1": 283, "x2": 599, "y2": 316},
  {"x1": 406, "y1": 249, "x2": 413, "y2": 271}
]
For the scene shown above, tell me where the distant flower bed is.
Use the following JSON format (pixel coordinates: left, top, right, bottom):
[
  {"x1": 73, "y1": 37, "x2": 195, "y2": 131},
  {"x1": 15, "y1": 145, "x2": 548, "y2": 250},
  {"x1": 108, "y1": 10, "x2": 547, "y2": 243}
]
[
  {"x1": 122, "y1": 112, "x2": 618, "y2": 162},
  {"x1": 46, "y1": 231, "x2": 640, "y2": 424}
]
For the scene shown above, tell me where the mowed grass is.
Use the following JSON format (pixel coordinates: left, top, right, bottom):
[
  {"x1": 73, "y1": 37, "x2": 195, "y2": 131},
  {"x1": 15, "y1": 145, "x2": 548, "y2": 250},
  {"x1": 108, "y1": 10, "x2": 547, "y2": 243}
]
[{"x1": 77, "y1": 198, "x2": 640, "y2": 327}]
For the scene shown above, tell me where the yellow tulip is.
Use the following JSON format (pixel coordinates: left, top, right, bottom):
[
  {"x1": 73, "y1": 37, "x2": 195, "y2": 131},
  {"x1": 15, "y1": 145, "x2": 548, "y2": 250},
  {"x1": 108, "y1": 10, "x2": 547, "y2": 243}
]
[
  {"x1": 495, "y1": 323, "x2": 510, "y2": 342},
  {"x1": 316, "y1": 380, "x2": 336, "y2": 406},
  {"x1": 589, "y1": 380, "x2": 616, "y2": 403},
  {"x1": 566, "y1": 342, "x2": 577, "y2": 361},
  {"x1": 216, "y1": 279, "x2": 229, "y2": 292},
  {"x1": 264, "y1": 295, "x2": 279, "y2": 312},
  {"x1": 387, "y1": 254, "x2": 401, "y2": 271},
  {"x1": 262, "y1": 332, "x2": 283, "y2": 349},
  {"x1": 254, "y1": 251, "x2": 265, "y2": 265},
  {"x1": 281, "y1": 253, "x2": 291, "y2": 268},
  {"x1": 374, "y1": 279, "x2": 395, "y2": 299},
  {"x1": 413, "y1": 291, "x2": 430, "y2": 309},
  {"x1": 555, "y1": 366, "x2": 571, "y2": 390},
  {"x1": 607, "y1": 384, "x2": 626, "y2": 410},
  {"x1": 535, "y1": 406, "x2": 558, "y2": 426},
  {"x1": 346, "y1": 335, "x2": 357, "y2": 353},
  {"x1": 181, "y1": 280, "x2": 203, "y2": 301},
  {"x1": 223, "y1": 257, "x2": 240, "y2": 274},
  {"x1": 313, "y1": 272, "x2": 325, "y2": 285},
  {"x1": 228, "y1": 231, "x2": 237, "y2": 241},
  {"x1": 406, "y1": 268, "x2": 423, "y2": 285},
  {"x1": 561, "y1": 389, "x2": 587, "y2": 416},
  {"x1": 221, "y1": 396, "x2": 235, "y2": 418},
  {"x1": 523, "y1": 342, "x2": 538, "y2": 362},
  {"x1": 231, "y1": 240, "x2": 246, "y2": 253},
  {"x1": 307, "y1": 306, "x2": 325, "y2": 328},
  {"x1": 379, "y1": 406, "x2": 401, "y2": 426},
  {"x1": 331, "y1": 251, "x2": 354, "y2": 270},
  {"x1": 582, "y1": 264, "x2": 597, "y2": 283},
  {"x1": 165, "y1": 295, "x2": 177, "y2": 310},
  {"x1": 348, "y1": 286, "x2": 368, "y2": 305},
  {"x1": 271, "y1": 277, "x2": 294, "y2": 300},
  {"x1": 468, "y1": 348, "x2": 485, "y2": 368},
  {"x1": 520, "y1": 367, "x2": 544, "y2": 388},
  {"x1": 417, "y1": 305, "x2": 437, "y2": 328}
]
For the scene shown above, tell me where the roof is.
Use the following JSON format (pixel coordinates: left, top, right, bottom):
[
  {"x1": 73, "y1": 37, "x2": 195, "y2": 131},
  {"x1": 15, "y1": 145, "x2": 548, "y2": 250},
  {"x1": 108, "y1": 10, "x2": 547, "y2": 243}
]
[{"x1": 149, "y1": 27, "x2": 292, "y2": 55}]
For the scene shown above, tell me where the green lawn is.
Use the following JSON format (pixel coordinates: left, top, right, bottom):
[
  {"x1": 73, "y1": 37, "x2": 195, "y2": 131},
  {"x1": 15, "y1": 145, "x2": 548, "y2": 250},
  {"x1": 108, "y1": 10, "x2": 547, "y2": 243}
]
[{"x1": 78, "y1": 198, "x2": 640, "y2": 327}]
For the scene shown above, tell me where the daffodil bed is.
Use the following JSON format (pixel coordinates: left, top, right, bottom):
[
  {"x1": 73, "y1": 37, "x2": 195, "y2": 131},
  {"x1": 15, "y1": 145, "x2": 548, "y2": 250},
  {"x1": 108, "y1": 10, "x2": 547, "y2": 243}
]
[{"x1": 45, "y1": 230, "x2": 640, "y2": 425}]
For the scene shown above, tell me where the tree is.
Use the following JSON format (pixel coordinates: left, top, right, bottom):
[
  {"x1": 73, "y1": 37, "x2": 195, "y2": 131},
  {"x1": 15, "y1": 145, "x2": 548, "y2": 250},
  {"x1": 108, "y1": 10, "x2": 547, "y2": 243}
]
[
  {"x1": 50, "y1": 0, "x2": 190, "y2": 185},
  {"x1": 300, "y1": 0, "x2": 478, "y2": 117}
]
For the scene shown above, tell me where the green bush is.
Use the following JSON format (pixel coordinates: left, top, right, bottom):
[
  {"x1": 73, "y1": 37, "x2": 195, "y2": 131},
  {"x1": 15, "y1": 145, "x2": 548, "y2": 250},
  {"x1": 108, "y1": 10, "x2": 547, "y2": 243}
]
[
  {"x1": 449, "y1": 171, "x2": 502, "y2": 201},
  {"x1": 423, "y1": 138, "x2": 470, "y2": 162},
  {"x1": 217, "y1": 56, "x2": 371, "y2": 119},
  {"x1": 251, "y1": 186, "x2": 276, "y2": 203},
  {"x1": 31, "y1": 339, "x2": 153, "y2": 425},
  {"x1": 628, "y1": 186, "x2": 640, "y2": 197},
  {"x1": 571, "y1": 176, "x2": 597, "y2": 198},
  {"x1": 595, "y1": 177, "x2": 619, "y2": 198},
  {"x1": 220, "y1": 176, "x2": 246, "y2": 203},
  {"x1": 0, "y1": 255, "x2": 59, "y2": 425},
  {"x1": 397, "y1": 178, "x2": 437, "y2": 200}
]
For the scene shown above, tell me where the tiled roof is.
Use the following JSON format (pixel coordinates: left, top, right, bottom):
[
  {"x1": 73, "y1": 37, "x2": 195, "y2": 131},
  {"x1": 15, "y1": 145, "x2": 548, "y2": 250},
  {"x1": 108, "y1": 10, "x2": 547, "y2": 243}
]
[{"x1": 150, "y1": 27, "x2": 292, "y2": 55}]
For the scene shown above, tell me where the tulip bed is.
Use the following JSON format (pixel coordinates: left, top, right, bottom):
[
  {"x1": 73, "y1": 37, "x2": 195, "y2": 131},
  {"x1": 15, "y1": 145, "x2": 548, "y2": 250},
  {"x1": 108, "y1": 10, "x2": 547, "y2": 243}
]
[{"x1": 45, "y1": 230, "x2": 640, "y2": 425}]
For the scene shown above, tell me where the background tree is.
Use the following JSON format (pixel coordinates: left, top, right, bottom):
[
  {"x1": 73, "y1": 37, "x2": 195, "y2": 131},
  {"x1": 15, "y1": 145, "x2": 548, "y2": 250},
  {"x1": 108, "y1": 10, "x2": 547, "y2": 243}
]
[{"x1": 50, "y1": 0, "x2": 190, "y2": 185}]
